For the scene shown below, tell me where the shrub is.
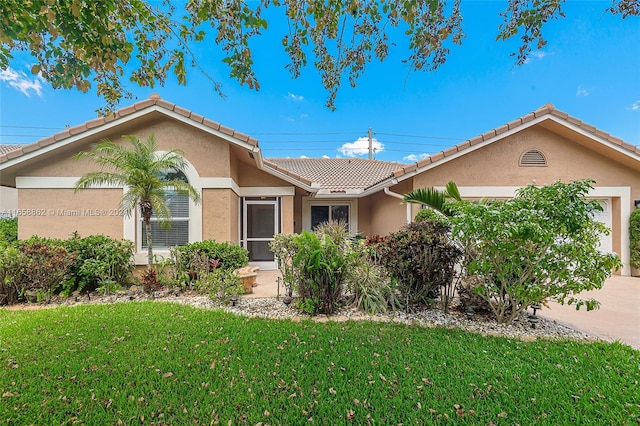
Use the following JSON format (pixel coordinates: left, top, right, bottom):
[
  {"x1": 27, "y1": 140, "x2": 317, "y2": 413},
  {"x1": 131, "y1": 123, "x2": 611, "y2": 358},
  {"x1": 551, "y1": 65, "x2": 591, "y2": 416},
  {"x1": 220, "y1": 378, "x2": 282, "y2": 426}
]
[
  {"x1": 292, "y1": 230, "x2": 353, "y2": 315},
  {"x1": 194, "y1": 268, "x2": 243, "y2": 304},
  {"x1": 630, "y1": 209, "x2": 640, "y2": 269},
  {"x1": 270, "y1": 233, "x2": 299, "y2": 297},
  {"x1": 140, "y1": 267, "x2": 162, "y2": 294},
  {"x1": 449, "y1": 179, "x2": 622, "y2": 324},
  {"x1": 414, "y1": 208, "x2": 450, "y2": 226},
  {"x1": 0, "y1": 245, "x2": 24, "y2": 305},
  {"x1": 15, "y1": 240, "x2": 76, "y2": 302},
  {"x1": 174, "y1": 240, "x2": 249, "y2": 280},
  {"x1": 372, "y1": 220, "x2": 461, "y2": 312},
  {"x1": 0, "y1": 217, "x2": 18, "y2": 243},
  {"x1": 61, "y1": 234, "x2": 135, "y2": 294},
  {"x1": 344, "y1": 257, "x2": 399, "y2": 314}
]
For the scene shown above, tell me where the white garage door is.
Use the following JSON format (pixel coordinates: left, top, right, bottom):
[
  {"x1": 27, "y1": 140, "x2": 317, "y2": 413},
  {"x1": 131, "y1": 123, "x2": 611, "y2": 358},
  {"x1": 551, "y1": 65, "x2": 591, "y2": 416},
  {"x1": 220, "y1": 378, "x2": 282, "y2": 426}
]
[{"x1": 592, "y1": 199, "x2": 612, "y2": 253}]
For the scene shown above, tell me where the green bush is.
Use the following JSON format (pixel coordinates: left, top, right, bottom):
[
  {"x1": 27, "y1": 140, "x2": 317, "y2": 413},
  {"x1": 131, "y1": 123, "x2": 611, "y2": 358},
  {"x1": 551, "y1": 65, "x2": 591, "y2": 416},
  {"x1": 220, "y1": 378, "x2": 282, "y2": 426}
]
[
  {"x1": 292, "y1": 230, "x2": 353, "y2": 315},
  {"x1": 15, "y1": 240, "x2": 76, "y2": 302},
  {"x1": 0, "y1": 217, "x2": 18, "y2": 243},
  {"x1": 371, "y1": 219, "x2": 461, "y2": 311},
  {"x1": 61, "y1": 234, "x2": 135, "y2": 294},
  {"x1": 414, "y1": 208, "x2": 450, "y2": 226},
  {"x1": 173, "y1": 240, "x2": 249, "y2": 279},
  {"x1": 630, "y1": 209, "x2": 640, "y2": 269},
  {"x1": 194, "y1": 268, "x2": 243, "y2": 304},
  {"x1": 449, "y1": 179, "x2": 622, "y2": 324},
  {"x1": 0, "y1": 245, "x2": 24, "y2": 305}
]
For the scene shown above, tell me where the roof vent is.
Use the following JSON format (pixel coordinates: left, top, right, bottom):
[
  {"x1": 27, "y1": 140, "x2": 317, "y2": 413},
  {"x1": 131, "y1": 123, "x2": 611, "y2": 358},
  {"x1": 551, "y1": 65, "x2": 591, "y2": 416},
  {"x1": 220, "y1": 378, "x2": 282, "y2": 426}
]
[{"x1": 520, "y1": 149, "x2": 547, "y2": 166}]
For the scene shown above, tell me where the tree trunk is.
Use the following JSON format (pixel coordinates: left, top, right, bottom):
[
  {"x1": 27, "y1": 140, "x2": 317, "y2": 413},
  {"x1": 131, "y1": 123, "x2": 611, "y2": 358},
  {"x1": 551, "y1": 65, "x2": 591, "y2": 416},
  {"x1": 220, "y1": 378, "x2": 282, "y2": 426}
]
[{"x1": 145, "y1": 220, "x2": 153, "y2": 266}]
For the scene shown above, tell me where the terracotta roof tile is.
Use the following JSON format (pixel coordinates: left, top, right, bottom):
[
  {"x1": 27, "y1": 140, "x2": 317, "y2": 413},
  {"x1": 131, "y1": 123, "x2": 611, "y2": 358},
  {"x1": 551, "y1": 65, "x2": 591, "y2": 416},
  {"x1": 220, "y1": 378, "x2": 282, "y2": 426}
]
[
  {"x1": 265, "y1": 158, "x2": 403, "y2": 191},
  {"x1": 468, "y1": 135, "x2": 483, "y2": 146},
  {"x1": 481, "y1": 130, "x2": 496, "y2": 141},
  {"x1": 156, "y1": 99, "x2": 175, "y2": 110},
  {"x1": 21, "y1": 144, "x2": 40, "y2": 154},
  {"x1": 5, "y1": 149, "x2": 23, "y2": 160},
  {"x1": 173, "y1": 105, "x2": 191, "y2": 118},
  {"x1": 0, "y1": 145, "x2": 23, "y2": 155},
  {"x1": 203, "y1": 118, "x2": 221, "y2": 130},
  {"x1": 442, "y1": 146, "x2": 458, "y2": 157},
  {"x1": 117, "y1": 105, "x2": 136, "y2": 117},
  {"x1": 134, "y1": 99, "x2": 156, "y2": 110},
  {"x1": 495, "y1": 124, "x2": 509, "y2": 135},
  {"x1": 429, "y1": 152, "x2": 445, "y2": 162},
  {"x1": 189, "y1": 112, "x2": 205, "y2": 123},
  {"x1": 520, "y1": 112, "x2": 535, "y2": 124},
  {"x1": 507, "y1": 119, "x2": 522, "y2": 129},
  {"x1": 68, "y1": 124, "x2": 87, "y2": 136},
  {"x1": 219, "y1": 125, "x2": 234, "y2": 136}
]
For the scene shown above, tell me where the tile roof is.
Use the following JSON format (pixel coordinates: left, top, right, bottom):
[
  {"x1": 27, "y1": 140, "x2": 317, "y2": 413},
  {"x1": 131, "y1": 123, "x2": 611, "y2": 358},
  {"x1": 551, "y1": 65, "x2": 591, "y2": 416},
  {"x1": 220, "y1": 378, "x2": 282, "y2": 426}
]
[
  {"x1": 0, "y1": 145, "x2": 23, "y2": 155},
  {"x1": 393, "y1": 103, "x2": 640, "y2": 178},
  {"x1": 0, "y1": 94, "x2": 259, "y2": 165},
  {"x1": 265, "y1": 158, "x2": 405, "y2": 192}
]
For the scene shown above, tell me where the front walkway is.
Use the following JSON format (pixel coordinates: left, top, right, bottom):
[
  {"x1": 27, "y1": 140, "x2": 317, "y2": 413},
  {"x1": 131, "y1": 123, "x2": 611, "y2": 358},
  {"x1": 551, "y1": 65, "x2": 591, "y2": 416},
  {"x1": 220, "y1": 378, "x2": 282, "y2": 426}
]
[
  {"x1": 248, "y1": 271, "x2": 640, "y2": 350},
  {"x1": 245, "y1": 270, "x2": 281, "y2": 298}
]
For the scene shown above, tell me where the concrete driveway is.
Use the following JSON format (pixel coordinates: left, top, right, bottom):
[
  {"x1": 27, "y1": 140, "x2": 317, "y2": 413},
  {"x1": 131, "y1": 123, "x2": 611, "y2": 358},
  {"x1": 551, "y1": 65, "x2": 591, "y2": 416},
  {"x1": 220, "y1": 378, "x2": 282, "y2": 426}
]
[{"x1": 538, "y1": 275, "x2": 640, "y2": 350}]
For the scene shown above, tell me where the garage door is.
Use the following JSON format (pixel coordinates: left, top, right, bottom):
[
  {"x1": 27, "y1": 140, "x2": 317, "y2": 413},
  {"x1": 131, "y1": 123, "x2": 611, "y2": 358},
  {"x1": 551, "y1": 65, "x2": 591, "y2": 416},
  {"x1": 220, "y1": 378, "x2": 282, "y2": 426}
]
[{"x1": 592, "y1": 199, "x2": 612, "y2": 253}]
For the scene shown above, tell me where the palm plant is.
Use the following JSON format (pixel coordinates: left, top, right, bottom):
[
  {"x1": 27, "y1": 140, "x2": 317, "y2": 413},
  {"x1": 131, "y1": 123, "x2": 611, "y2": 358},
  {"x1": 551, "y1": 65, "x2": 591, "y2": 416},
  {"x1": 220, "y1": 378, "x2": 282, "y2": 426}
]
[
  {"x1": 403, "y1": 180, "x2": 462, "y2": 216},
  {"x1": 74, "y1": 134, "x2": 201, "y2": 265}
]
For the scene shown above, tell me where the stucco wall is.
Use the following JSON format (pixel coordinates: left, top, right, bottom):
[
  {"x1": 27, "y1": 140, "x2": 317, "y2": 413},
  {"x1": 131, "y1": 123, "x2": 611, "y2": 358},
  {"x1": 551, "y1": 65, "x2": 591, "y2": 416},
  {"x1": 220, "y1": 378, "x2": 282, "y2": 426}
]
[
  {"x1": 202, "y1": 188, "x2": 233, "y2": 242},
  {"x1": 366, "y1": 179, "x2": 414, "y2": 236},
  {"x1": 237, "y1": 165, "x2": 292, "y2": 187},
  {"x1": 282, "y1": 195, "x2": 294, "y2": 234},
  {"x1": 18, "y1": 188, "x2": 124, "y2": 240}
]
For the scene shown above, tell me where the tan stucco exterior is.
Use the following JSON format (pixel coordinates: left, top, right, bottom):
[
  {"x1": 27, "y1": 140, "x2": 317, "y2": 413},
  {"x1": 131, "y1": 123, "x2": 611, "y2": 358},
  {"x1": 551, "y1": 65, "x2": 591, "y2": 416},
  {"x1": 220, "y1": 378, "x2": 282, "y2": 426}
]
[{"x1": 17, "y1": 188, "x2": 124, "y2": 240}]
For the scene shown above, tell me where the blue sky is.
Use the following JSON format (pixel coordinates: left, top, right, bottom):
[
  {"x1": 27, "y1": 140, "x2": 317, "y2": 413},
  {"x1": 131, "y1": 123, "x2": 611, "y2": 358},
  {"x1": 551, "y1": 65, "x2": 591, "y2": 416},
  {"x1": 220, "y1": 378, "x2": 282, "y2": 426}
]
[{"x1": 0, "y1": 1, "x2": 638, "y2": 163}]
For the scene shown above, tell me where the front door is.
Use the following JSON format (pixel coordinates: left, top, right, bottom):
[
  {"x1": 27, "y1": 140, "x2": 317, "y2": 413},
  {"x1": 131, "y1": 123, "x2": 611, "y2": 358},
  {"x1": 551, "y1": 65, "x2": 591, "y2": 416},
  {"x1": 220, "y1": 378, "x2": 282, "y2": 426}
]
[{"x1": 242, "y1": 199, "x2": 279, "y2": 270}]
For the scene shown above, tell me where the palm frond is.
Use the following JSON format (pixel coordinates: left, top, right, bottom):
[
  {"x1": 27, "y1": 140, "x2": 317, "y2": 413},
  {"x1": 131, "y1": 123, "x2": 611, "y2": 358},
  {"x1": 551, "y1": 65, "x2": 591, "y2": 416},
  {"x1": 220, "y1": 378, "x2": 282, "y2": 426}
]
[{"x1": 404, "y1": 187, "x2": 447, "y2": 211}]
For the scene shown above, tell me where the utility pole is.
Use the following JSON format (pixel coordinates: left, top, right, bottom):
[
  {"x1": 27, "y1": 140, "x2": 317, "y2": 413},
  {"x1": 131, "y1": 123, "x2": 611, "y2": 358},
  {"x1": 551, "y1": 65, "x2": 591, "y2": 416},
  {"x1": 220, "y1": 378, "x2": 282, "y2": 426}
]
[{"x1": 368, "y1": 127, "x2": 373, "y2": 160}]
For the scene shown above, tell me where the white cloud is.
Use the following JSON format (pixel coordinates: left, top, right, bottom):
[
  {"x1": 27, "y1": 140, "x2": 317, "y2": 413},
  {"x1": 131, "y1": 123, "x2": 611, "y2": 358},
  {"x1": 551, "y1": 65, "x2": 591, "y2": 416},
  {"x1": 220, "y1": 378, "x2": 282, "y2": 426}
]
[
  {"x1": 576, "y1": 85, "x2": 590, "y2": 97},
  {"x1": 631, "y1": 100, "x2": 640, "y2": 111},
  {"x1": 0, "y1": 67, "x2": 44, "y2": 97},
  {"x1": 338, "y1": 137, "x2": 384, "y2": 158},
  {"x1": 523, "y1": 50, "x2": 549, "y2": 64},
  {"x1": 287, "y1": 92, "x2": 304, "y2": 102},
  {"x1": 300, "y1": 155, "x2": 308, "y2": 158},
  {"x1": 322, "y1": 155, "x2": 330, "y2": 159},
  {"x1": 403, "y1": 153, "x2": 430, "y2": 162}
]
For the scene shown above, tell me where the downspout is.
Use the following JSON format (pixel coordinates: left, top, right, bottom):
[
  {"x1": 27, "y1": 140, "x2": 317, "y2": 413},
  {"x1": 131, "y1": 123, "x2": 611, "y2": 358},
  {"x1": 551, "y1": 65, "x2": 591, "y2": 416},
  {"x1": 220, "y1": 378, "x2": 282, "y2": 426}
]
[{"x1": 384, "y1": 185, "x2": 412, "y2": 224}]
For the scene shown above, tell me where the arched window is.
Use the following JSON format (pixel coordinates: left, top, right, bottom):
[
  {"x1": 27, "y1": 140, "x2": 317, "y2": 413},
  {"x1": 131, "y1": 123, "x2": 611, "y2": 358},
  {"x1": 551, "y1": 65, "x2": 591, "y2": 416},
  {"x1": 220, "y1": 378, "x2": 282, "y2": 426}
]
[
  {"x1": 519, "y1": 149, "x2": 547, "y2": 167},
  {"x1": 141, "y1": 169, "x2": 190, "y2": 248}
]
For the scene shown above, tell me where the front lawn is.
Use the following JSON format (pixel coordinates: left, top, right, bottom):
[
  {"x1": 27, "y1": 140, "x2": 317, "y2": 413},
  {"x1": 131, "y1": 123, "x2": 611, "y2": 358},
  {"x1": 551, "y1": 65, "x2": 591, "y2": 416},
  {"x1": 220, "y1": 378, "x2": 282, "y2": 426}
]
[{"x1": 1, "y1": 302, "x2": 638, "y2": 424}]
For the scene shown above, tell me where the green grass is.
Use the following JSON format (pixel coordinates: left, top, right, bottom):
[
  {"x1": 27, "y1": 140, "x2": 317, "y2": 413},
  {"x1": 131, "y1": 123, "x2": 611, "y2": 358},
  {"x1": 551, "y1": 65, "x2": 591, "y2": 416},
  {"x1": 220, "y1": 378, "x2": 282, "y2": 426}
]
[{"x1": 1, "y1": 302, "x2": 638, "y2": 425}]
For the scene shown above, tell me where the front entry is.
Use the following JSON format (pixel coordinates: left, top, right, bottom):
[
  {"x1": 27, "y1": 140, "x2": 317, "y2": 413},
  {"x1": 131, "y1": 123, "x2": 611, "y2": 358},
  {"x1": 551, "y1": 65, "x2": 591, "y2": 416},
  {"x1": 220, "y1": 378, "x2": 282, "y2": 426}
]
[{"x1": 242, "y1": 198, "x2": 279, "y2": 270}]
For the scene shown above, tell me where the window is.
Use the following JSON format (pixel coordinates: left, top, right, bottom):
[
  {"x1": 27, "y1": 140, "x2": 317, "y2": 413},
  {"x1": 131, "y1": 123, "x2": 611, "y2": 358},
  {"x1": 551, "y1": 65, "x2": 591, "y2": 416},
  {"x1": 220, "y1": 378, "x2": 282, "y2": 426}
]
[
  {"x1": 141, "y1": 169, "x2": 190, "y2": 249},
  {"x1": 519, "y1": 149, "x2": 547, "y2": 166},
  {"x1": 310, "y1": 204, "x2": 349, "y2": 230}
]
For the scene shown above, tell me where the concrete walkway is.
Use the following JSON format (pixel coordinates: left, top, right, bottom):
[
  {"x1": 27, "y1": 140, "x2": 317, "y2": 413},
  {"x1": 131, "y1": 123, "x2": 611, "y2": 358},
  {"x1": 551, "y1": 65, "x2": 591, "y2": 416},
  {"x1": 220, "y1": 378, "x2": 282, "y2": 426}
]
[
  {"x1": 247, "y1": 270, "x2": 640, "y2": 350},
  {"x1": 538, "y1": 275, "x2": 640, "y2": 350}
]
